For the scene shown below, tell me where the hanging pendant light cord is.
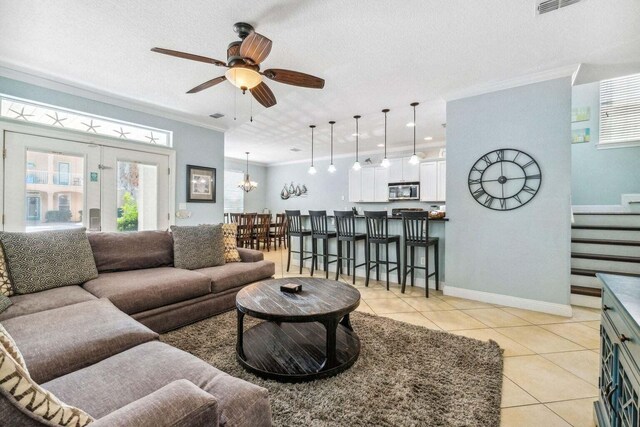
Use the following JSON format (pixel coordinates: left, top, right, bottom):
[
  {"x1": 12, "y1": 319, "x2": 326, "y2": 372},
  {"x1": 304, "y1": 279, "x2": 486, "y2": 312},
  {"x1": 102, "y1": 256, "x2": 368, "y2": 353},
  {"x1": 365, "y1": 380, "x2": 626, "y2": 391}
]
[
  {"x1": 310, "y1": 125, "x2": 315, "y2": 166},
  {"x1": 330, "y1": 122, "x2": 333, "y2": 163},
  {"x1": 354, "y1": 115, "x2": 361, "y2": 162},
  {"x1": 383, "y1": 109, "x2": 388, "y2": 159},
  {"x1": 413, "y1": 104, "x2": 416, "y2": 155}
]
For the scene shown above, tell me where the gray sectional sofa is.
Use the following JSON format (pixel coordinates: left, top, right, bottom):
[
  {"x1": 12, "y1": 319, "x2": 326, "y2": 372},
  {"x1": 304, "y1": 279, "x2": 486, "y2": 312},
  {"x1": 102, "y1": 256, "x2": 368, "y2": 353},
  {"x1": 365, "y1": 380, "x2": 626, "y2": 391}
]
[{"x1": 0, "y1": 229, "x2": 276, "y2": 426}]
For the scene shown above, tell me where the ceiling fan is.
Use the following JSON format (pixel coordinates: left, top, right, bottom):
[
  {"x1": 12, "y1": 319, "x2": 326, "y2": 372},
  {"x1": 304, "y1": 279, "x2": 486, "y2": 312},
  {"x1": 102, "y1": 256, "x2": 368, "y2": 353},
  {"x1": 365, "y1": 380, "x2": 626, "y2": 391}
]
[{"x1": 151, "y1": 22, "x2": 325, "y2": 108}]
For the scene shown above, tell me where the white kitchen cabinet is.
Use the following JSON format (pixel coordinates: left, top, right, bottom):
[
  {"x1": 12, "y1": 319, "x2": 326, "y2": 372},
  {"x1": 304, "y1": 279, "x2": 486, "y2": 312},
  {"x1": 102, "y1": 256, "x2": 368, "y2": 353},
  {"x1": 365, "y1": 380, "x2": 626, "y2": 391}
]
[
  {"x1": 349, "y1": 166, "x2": 389, "y2": 203},
  {"x1": 402, "y1": 157, "x2": 420, "y2": 182},
  {"x1": 437, "y1": 161, "x2": 446, "y2": 201},
  {"x1": 387, "y1": 159, "x2": 404, "y2": 183},
  {"x1": 374, "y1": 167, "x2": 389, "y2": 202},
  {"x1": 348, "y1": 168, "x2": 362, "y2": 202},
  {"x1": 419, "y1": 160, "x2": 446, "y2": 202},
  {"x1": 361, "y1": 168, "x2": 375, "y2": 202}
]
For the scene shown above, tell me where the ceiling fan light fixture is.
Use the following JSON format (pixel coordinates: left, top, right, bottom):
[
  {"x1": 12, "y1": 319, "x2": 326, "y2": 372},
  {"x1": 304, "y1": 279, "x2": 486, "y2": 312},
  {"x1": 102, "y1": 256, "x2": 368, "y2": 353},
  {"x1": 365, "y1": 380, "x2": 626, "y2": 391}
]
[{"x1": 225, "y1": 67, "x2": 262, "y2": 90}]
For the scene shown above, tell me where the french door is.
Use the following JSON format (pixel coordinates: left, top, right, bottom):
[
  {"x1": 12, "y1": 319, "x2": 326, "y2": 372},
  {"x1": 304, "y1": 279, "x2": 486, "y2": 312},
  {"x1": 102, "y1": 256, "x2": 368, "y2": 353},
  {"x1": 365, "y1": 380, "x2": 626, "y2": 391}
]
[{"x1": 3, "y1": 131, "x2": 171, "y2": 232}]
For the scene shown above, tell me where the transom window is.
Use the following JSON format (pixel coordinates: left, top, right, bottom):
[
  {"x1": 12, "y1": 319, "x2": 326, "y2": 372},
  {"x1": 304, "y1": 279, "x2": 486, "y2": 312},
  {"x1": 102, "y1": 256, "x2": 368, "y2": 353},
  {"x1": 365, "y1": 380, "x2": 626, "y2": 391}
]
[{"x1": 0, "y1": 94, "x2": 172, "y2": 147}]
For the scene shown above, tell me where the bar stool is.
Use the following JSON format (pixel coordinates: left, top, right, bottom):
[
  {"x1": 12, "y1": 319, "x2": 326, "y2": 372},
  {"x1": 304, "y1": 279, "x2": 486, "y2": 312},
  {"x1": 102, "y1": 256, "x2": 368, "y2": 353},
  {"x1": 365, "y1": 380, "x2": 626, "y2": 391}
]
[
  {"x1": 334, "y1": 211, "x2": 367, "y2": 284},
  {"x1": 285, "y1": 210, "x2": 313, "y2": 274},
  {"x1": 364, "y1": 211, "x2": 401, "y2": 290},
  {"x1": 401, "y1": 211, "x2": 440, "y2": 297},
  {"x1": 309, "y1": 210, "x2": 338, "y2": 278}
]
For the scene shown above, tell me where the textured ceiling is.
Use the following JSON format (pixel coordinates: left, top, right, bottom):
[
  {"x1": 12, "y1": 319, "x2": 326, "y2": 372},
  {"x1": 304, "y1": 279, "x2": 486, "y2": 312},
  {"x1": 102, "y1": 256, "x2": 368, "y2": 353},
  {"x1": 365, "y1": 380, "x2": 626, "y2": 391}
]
[{"x1": 0, "y1": 0, "x2": 639, "y2": 164}]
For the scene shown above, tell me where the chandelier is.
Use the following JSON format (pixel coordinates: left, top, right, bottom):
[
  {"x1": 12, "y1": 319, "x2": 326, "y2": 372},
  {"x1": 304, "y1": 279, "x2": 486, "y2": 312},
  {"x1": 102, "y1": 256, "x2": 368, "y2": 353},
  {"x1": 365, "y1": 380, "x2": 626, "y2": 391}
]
[{"x1": 238, "y1": 151, "x2": 258, "y2": 192}]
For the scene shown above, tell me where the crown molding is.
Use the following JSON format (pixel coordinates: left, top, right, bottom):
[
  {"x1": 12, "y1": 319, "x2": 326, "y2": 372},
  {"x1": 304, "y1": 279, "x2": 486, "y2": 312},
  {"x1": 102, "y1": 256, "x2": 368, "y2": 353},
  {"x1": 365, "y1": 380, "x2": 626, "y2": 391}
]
[
  {"x1": 224, "y1": 156, "x2": 270, "y2": 167},
  {"x1": 444, "y1": 63, "x2": 582, "y2": 102},
  {"x1": 0, "y1": 62, "x2": 226, "y2": 133}
]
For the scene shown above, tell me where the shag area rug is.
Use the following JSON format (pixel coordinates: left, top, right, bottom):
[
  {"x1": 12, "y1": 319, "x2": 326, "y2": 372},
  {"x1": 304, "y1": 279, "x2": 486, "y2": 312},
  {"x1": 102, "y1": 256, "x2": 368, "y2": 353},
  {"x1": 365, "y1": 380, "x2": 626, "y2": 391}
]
[{"x1": 162, "y1": 311, "x2": 503, "y2": 427}]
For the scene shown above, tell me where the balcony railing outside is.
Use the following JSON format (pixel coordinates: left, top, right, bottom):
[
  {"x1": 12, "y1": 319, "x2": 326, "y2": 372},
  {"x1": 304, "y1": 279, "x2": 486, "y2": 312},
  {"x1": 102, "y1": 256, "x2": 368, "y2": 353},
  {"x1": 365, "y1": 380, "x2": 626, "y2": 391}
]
[{"x1": 26, "y1": 171, "x2": 83, "y2": 186}]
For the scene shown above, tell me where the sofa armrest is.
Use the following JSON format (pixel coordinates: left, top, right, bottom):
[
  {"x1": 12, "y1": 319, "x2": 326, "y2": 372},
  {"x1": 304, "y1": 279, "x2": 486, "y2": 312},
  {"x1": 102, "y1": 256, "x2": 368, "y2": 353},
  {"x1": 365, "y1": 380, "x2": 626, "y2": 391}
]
[
  {"x1": 92, "y1": 379, "x2": 218, "y2": 427},
  {"x1": 237, "y1": 247, "x2": 264, "y2": 262}
]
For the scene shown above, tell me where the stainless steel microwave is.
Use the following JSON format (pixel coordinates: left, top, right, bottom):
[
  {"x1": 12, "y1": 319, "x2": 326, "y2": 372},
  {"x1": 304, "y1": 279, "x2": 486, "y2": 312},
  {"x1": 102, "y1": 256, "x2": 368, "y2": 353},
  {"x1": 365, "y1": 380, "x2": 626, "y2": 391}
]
[{"x1": 388, "y1": 182, "x2": 420, "y2": 201}]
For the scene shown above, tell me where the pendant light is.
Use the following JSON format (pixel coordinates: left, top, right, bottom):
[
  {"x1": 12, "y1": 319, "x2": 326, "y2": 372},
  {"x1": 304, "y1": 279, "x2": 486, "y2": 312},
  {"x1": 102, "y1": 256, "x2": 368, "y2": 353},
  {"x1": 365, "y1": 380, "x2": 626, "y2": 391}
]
[
  {"x1": 328, "y1": 120, "x2": 336, "y2": 173},
  {"x1": 381, "y1": 109, "x2": 390, "y2": 168},
  {"x1": 352, "y1": 115, "x2": 361, "y2": 171},
  {"x1": 308, "y1": 124, "x2": 317, "y2": 175},
  {"x1": 409, "y1": 102, "x2": 420, "y2": 165},
  {"x1": 238, "y1": 152, "x2": 258, "y2": 192}
]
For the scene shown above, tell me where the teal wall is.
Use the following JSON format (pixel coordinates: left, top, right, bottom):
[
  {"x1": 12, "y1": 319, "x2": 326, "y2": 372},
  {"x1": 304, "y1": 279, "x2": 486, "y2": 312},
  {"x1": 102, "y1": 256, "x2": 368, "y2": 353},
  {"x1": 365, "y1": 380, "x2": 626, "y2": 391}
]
[
  {"x1": 445, "y1": 78, "x2": 572, "y2": 308},
  {"x1": 571, "y1": 82, "x2": 640, "y2": 206},
  {"x1": 0, "y1": 76, "x2": 225, "y2": 225}
]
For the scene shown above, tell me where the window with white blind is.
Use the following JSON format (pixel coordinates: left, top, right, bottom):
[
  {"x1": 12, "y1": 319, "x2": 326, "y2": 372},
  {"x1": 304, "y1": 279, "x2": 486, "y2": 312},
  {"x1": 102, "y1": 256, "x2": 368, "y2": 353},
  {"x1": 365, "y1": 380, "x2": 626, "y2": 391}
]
[
  {"x1": 599, "y1": 73, "x2": 640, "y2": 148},
  {"x1": 224, "y1": 170, "x2": 244, "y2": 213}
]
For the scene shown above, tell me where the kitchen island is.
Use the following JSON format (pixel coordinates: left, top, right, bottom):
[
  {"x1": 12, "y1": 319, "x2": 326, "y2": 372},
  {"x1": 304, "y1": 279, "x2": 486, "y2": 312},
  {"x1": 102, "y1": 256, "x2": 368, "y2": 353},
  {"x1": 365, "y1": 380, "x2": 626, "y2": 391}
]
[{"x1": 292, "y1": 214, "x2": 447, "y2": 287}]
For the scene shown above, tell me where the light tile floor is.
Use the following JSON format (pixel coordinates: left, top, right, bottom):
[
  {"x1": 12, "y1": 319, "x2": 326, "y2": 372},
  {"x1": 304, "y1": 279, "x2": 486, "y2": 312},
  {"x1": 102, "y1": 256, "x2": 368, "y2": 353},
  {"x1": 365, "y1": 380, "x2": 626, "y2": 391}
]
[{"x1": 262, "y1": 248, "x2": 601, "y2": 427}]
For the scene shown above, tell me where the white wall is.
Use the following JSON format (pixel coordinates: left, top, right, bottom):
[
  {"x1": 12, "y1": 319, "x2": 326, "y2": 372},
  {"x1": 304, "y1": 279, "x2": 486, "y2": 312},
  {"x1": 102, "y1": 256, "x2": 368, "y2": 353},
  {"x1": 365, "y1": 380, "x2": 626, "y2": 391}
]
[{"x1": 445, "y1": 77, "x2": 572, "y2": 312}]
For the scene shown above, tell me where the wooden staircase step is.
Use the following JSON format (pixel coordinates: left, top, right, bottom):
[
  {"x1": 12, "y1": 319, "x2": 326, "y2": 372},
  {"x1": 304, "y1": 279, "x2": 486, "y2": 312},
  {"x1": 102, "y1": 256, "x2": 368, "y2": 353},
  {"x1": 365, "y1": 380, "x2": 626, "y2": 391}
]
[
  {"x1": 572, "y1": 238, "x2": 640, "y2": 247},
  {"x1": 572, "y1": 225, "x2": 640, "y2": 231},
  {"x1": 571, "y1": 253, "x2": 640, "y2": 263},
  {"x1": 571, "y1": 268, "x2": 640, "y2": 277},
  {"x1": 571, "y1": 285, "x2": 602, "y2": 298}
]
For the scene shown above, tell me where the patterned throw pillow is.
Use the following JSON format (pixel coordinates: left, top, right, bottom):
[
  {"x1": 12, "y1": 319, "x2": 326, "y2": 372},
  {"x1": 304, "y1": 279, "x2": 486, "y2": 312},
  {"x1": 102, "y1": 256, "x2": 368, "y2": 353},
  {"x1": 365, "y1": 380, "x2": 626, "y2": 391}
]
[
  {"x1": 0, "y1": 228, "x2": 98, "y2": 295},
  {"x1": 0, "y1": 342, "x2": 94, "y2": 426},
  {"x1": 0, "y1": 323, "x2": 27, "y2": 372},
  {"x1": 0, "y1": 296, "x2": 11, "y2": 315},
  {"x1": 222, "y1": 224, "x2": 242, "y2": 263},
  {"x1": 0, "y1": 245, "x2": 13, "y2": 297},
  {"x1": 170, "y1": 224, "x2": 225, "y2": 270}
]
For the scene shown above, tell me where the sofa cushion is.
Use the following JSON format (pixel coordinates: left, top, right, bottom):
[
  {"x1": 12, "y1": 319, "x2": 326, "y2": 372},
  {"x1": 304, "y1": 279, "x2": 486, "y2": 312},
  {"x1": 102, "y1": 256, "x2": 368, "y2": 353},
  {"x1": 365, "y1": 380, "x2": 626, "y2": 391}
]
[
  {"x1": 42, "y1": 341, "x2": 272, "y2": 426},
  {"x1": 0, "y1": 228, "x2": 98, "y2": 294},
  {"x1": 171, "y1": 224, "x2": 225, "y2": 270},
  {"x1": 222, "y1": 223, "x2": 242, "y2": 263},
  {"x1": 0, "y1": 286, "x2": 97, "y2": 322},
  {"x1": 237, "y1": 247, "x2": 264, "y2": 263},
  {"x1": 0, "y1": 323, "x2": 27, "y2": 372},
  {"x1": 88, "y1": 230, "x2": 174, "y2": 272},
  {"x1": 83, "y1": 267, "x2": 211, "y2": 315},
  {"x1": 0, "y1": 296, "x2": 10, "y2": 315},
  {"x1": 0, "y1": 341, "x2": 95, "y2": 427},
  {"x1": 0, "y1": 245, "x2": 13, "y2": 297},
  {"x1": 2, "y1": 299, "x2": 158, "y2": 384},
  {"x1": 196, "y1": 260, "x2": 275, "y2": 294}
]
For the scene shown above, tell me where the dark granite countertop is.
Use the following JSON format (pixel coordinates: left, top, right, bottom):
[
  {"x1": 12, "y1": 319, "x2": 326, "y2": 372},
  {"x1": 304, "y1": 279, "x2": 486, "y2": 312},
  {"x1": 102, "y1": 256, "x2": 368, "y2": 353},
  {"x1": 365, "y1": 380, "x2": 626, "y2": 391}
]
[{"x1": 597, "y1": 273, "x2": 640, "y2": 322}]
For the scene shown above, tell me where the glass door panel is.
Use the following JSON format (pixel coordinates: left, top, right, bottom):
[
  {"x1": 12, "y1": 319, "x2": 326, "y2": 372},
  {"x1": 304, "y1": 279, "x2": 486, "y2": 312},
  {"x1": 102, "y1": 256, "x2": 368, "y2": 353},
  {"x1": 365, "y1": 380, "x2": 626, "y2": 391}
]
[
  {"x1": 101, "y1": 147, "x2": 169, "y2": 232},
  {"x1": 3, "y1": 132, "x2": 100, "y2": 232}
]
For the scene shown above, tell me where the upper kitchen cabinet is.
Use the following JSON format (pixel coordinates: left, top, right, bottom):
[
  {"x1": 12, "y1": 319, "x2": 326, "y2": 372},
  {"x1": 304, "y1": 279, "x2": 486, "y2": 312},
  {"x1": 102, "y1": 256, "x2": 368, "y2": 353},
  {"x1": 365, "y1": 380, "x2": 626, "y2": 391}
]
[
  {"x1": 349, "y1": 166, "x2": 389, "y2": 202},
  {"x1": 420, "y1": 159, "x2": 446, "y2": 202},
  {"x1": 388, "y1": 157, "x2": 420, "y2": 183}
]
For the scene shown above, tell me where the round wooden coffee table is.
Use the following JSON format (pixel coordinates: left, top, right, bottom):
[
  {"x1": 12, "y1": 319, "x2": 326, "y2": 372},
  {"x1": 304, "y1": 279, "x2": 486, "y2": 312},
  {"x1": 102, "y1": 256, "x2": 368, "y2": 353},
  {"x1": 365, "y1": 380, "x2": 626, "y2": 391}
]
[{"x1": 236, "y1": 277, "x2": 361, "y2": 382}]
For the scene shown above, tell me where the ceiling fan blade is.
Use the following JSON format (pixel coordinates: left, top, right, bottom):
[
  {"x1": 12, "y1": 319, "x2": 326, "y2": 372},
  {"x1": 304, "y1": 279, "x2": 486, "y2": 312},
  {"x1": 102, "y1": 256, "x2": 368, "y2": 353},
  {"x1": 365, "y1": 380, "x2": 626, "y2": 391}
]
[
  {"x1": 239, "y1": 32, "x2": 273, "y2": 64},
  {"x1": 250, "y1": 82, "x2": 277, "y2": 108},
  {"x1": 262, "y1": 69, "x2": 324, "y2": 89},
  {"x1": 151, "y1": 47, "x2": 226, "y2": 67},
  {"x1": 187, "y1": 76, "x2": 227, "y2": 94}
]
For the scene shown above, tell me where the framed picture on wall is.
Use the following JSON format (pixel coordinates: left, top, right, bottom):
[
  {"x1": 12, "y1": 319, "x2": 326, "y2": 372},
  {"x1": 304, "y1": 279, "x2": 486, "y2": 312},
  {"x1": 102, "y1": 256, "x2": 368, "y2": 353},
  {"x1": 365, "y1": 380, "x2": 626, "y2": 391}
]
[{"x1": 187, "y1": 165, "x2": 216, "y2": 203}]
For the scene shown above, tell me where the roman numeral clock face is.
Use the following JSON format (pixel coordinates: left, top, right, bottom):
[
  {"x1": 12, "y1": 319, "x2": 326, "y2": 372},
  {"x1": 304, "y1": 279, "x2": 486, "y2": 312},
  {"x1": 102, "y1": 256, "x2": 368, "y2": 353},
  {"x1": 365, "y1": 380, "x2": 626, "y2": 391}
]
[{"x1": 468, "y1": 149, "x2": 541, "y2": 211}]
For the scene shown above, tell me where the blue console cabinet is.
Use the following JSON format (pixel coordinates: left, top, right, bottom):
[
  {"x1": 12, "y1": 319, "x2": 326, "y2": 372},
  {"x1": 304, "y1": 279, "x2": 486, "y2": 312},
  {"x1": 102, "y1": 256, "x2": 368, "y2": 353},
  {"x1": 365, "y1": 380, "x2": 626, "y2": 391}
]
[{"x1": 595, "y1": 274, "x2": 640, "y2": 427}]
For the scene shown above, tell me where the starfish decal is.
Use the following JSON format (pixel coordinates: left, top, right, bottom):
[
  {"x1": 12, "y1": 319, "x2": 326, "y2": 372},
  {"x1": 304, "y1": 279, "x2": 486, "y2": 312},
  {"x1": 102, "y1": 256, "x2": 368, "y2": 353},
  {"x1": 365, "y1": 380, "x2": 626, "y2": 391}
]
[
  {"x1": 9, "y1": 107, "x2": 34, "y2": 121},
  {"x1": 145, "y1": 132, "x2": 159, "y2": 144},
  {"x1": 81, "y1": 120, "x2": 101, "y2": 133},
  {"x1": 46, "y1": 112, "x2": 67, "y2": 127},
  {"x1": 114, "y1": 127, "x2": 130, "y2": 139}
]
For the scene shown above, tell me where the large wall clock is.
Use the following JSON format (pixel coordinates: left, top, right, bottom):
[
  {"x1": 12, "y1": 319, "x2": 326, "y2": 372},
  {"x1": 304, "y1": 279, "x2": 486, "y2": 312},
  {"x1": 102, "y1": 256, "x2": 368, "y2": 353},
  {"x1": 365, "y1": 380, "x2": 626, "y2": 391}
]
[{"x1": 467, "y1": 148, "x2": 541, "y2": 211}]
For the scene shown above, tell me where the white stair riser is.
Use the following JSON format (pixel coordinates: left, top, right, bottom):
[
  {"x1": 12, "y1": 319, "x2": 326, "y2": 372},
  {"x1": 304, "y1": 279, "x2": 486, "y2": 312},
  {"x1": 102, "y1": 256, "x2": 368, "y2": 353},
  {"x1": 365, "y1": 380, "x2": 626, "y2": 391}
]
[
  {"x1": 571, "y1": 229, "x2": 640, "y2": 240},
  {"x1": 571, "y1": 258, "x2": 640, "y2": 275},
  {"x1": 571, "y1": 274, "x2": 603, "y2": 289},
  {"x1": 572, "y1": 214, "x2": 640, "y2": 227},
  {"x1": 572, "y1": 243, "x2": 640, "y2": 257}
]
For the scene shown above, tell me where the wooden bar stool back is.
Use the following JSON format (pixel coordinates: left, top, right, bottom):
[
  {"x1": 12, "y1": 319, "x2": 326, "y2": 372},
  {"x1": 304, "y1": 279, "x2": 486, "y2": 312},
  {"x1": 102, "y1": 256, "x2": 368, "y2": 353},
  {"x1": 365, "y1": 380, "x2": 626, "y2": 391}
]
[
  {"x1": 285, "y1": 210, "x2": 313, "y2": 274},
  {"x1": 334, "y1": 211, "x2": 367, "y2": 284},
  {"x1": 401, "y1": 211, "x2": 440, "y2": 297},
  {"x1": 308, "y1": 210, "x2": 338, "y2": 279},
  {"x1": 364, "y1": 211, "x2": 401, "y2": 290}
]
